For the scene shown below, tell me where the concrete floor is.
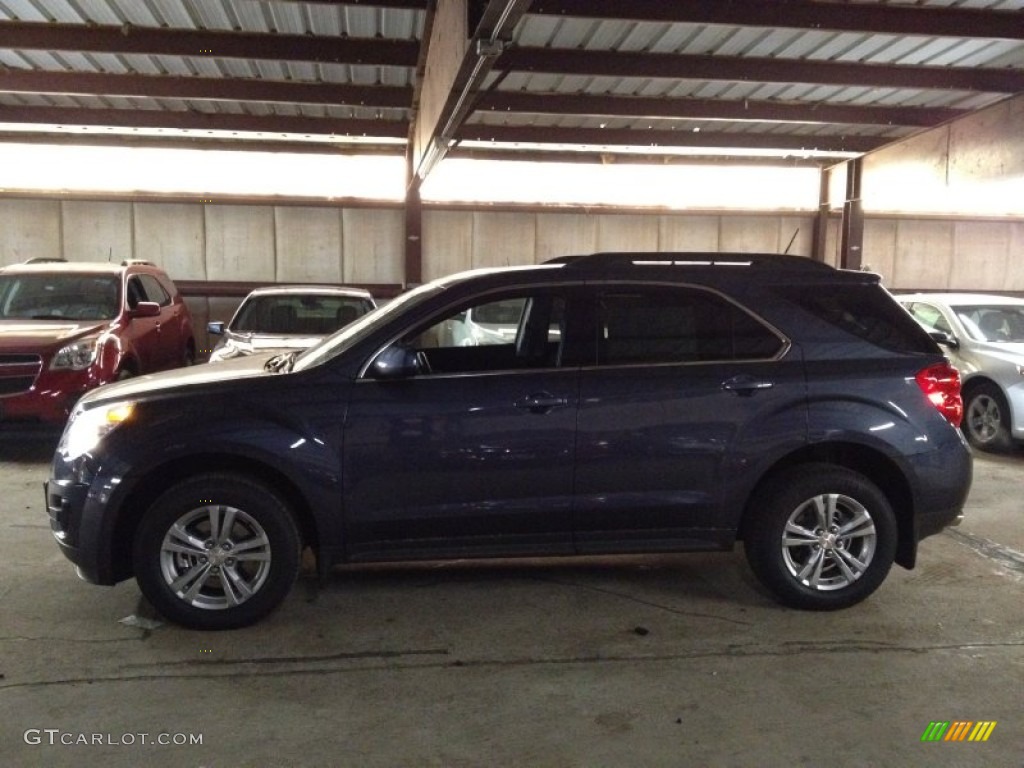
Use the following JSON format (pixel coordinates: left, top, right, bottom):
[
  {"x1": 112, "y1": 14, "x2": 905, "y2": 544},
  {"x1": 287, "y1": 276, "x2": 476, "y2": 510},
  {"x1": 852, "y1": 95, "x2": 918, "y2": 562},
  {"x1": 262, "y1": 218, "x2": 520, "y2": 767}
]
[{"x1": 0, "y1": 430, "x2": 1021, "y2": 768}]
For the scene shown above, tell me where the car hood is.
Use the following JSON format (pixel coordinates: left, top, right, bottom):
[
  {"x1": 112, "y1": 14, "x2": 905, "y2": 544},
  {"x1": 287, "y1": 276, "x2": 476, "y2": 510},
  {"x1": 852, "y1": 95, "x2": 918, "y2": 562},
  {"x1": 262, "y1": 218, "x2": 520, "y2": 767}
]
[
  {"x1": 78, "y1": 352, "x2": 279, "y2": 406},
  {"x1": 0, "y1": 319, "x2": 107, "y2": 350},
  {"x1": 224, "y1": 332, "x2": 324, "y2": 351}
]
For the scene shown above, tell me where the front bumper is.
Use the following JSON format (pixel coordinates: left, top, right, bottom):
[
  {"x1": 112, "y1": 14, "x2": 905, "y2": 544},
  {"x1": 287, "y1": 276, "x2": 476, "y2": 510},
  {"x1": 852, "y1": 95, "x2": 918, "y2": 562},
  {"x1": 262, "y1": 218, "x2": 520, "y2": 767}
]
[
  {"x1": 2, "y1": 369, "x2": 99, "y2": 424},
  {"x1": 45, "y1": 452, "x2": 130, "y2": 586}
]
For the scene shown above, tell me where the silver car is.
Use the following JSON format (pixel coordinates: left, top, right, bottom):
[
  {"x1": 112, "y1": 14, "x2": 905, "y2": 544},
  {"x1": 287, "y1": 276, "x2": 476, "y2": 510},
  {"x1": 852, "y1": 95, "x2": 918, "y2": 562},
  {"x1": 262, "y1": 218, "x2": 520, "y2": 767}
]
[
  {"x1": 207, "y1": 286, "x2": 375, "y2": 362},
  {"x1": 898, "y1": 292, "x2": 1024, "y2": 451}
]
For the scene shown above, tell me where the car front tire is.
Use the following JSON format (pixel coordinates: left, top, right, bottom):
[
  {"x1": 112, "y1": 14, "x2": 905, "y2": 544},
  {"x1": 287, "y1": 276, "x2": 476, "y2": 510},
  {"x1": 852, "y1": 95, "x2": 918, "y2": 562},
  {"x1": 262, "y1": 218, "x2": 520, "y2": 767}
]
[
  {"x1": 133, "y1": 474, "x2": 301, "y2": 630},
  {"x1": 744, "y1": 464, "x2": 897, "y2": 611},
  {"x1": 963, "y1": 382, "x2": 1013, "y2": 452}
]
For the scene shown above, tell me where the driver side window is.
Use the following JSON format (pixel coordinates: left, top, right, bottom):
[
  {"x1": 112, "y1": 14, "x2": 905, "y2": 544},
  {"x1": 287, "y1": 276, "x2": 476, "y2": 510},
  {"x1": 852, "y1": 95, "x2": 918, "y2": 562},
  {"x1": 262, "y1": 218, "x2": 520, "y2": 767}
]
[{"x1": 406, "y1": 292, "x2": 565, "y2": 375}]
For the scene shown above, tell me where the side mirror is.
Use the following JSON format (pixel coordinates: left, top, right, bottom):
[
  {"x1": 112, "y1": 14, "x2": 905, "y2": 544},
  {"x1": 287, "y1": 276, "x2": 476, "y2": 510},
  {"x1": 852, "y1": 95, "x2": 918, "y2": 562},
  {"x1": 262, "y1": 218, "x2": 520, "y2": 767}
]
[
  {"x1": 207, "y1": 321, "x2": 225, "y2": 335},
  {"x1": 368, "y1": 345, "x2": 420, "y2": 380},
  {"x1": 130, "y1": 301, "x2": 161, "y2": 318},
  {"x1": 929, "y1": 330, "x2": 960, "y2": 350}
]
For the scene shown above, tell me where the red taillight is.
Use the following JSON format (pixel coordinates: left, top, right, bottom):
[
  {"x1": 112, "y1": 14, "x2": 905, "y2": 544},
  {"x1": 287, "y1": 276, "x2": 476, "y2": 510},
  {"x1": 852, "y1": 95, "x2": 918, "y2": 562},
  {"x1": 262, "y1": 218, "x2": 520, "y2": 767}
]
[{"x1": 915, "y1": 362, "x2": 963, "y2": 428}]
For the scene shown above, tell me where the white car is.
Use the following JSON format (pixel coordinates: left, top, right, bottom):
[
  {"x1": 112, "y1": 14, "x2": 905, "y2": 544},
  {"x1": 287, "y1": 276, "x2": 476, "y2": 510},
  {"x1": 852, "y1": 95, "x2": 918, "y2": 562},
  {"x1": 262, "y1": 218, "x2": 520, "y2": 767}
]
[
  {"x1": 897, "y1": 292, "x2": 1024, "y2": 451},
  {"x1": 207, "y1": 286, "x2": 375, "y2": 362}
]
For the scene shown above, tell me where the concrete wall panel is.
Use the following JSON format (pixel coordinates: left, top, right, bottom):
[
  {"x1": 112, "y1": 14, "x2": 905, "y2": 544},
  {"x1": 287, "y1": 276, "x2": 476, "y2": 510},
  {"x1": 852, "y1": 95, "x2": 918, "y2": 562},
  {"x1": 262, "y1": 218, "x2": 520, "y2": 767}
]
[
  {"x1": 276, "y1": 206, "x2": 342, "y2": 283},
  {"x1": 0, "y1": 199, "x2": 60, "y2": 265},
  {"x1": 719, "y1": 216, "x2": 781, "y2": 253},
  {"x1": 472, "y1": 212, "x2": 537, "y2": 268},
  {"x1": 596, "y1": 215, "x2": 658, "y2": 252},
  {"x1": 892, "y1": 220, "x2": 954, "y2": 290},
  {"x1": 862, "y1": 220, "x2": 898, "y2": 286},
  {"x1": 658, "y1": 215, "x2": 719, "y2": 251},
  {"x1": 342, "y1": 208, "x2": 403, "y2": 284},
  {"x1": 536, "y1": 213, "x2": 597, "y2": 260},
  {"x1": 950, "y1": 222, "x2": 1010, "y2": 290},
  {"x1": 1008, "y1": 223, "x2": 1024, "y2": 291},
  {"x1": 423, "y1": 210, "x2": 473, "y2": 281},
  {"x1": 205, "y1": 205, "x2": 275, "y2": 281},
  {"x1": 61, "y1": 201, "x2": 132, "y2": 263},
  {"x1": 134, "y1": 203, "x2": 205, "y2": 279}
]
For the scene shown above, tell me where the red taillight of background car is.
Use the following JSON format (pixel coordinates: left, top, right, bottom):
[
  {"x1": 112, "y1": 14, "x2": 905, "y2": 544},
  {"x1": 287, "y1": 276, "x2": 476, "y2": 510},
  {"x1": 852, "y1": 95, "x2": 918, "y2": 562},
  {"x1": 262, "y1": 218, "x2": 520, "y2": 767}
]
[{"x1": 915, "y1": 362, "x2": 963, "y2": 428}]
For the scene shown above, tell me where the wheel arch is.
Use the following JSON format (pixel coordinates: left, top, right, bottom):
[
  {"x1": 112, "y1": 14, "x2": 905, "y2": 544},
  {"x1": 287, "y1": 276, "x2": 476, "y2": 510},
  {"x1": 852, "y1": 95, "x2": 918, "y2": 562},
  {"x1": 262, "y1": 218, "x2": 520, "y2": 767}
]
[
  {"x1": 108, "y1": 453, "x2": 320, "y2": 582},
  {"x1": 739, "y1": 441, "x2": 917, "y2": 568}
]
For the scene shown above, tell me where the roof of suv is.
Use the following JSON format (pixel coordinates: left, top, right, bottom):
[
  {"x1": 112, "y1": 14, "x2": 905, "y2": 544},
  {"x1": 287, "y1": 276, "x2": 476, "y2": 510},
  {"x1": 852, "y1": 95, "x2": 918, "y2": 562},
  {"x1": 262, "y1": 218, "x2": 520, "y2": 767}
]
[
  {"x1": 0, "y1": 259, "x2": 165, "y2": 276},
  {"x1": 244, "y1": 285, "x2": 374, "y2": 299}
]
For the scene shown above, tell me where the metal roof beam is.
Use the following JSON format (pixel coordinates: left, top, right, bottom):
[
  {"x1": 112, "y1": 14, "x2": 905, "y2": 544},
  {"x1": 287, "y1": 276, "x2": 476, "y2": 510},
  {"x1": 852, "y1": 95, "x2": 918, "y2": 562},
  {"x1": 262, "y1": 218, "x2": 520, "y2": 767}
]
[
  {"x1": 0, "y1": 104, "x2": 409, "y2": 139},
  {"x1": 0, "y1": 69, "x2": 411, "y2": 109},
  {"x1": 498, "y1": 48, "x2": 1024, "y2": 94},
  {"x1": 0, "y1": 21, "x2": 419, "y2": 67},
  {"x1": 477, "y1": 91, "x2": 964, "y2": 128},
  {"x1": 456, "y1": 123, "x2": 884, "y2": 154},
  {"x1": 529, "y1": 0, "x2": 1024, "y2": 41},
  {"x1": 411, "y1": 0, "x2": 535, "y2": 182}
]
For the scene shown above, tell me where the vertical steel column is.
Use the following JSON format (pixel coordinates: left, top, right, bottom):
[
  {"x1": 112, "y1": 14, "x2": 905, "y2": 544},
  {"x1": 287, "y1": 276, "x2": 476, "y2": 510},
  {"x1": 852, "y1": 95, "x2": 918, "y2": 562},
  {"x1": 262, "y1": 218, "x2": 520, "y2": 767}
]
[
  {"x1": 404, "y1": 177, "x2": 423, "y2": 288},
  {"x1": 839, "y1": 157, "x2": 864, "y2": 271},
  {"x1": 811, "y1": 166, "x2": 831, "y2": 263}
]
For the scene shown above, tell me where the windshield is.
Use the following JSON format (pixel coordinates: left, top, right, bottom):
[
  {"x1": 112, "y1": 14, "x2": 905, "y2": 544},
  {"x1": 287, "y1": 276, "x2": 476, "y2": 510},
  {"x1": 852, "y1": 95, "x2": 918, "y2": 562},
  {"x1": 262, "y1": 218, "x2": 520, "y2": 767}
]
[
  {"x1": 292, "y1": 283, "x2": 444, "y2": 371},
  {"x1": 0, "y1": 274, "x2": 120, "y2": 321},
  {"x1": 953, "y1": 305, "x2": 1024, "y2": 343},
  {"x1": 232, "y1": 294, "x2": 372, "y2": 336}
]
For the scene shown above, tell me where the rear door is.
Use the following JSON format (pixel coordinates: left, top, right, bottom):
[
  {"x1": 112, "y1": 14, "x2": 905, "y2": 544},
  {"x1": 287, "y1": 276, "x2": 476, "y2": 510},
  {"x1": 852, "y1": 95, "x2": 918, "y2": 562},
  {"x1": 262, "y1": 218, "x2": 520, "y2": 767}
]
[{"x1": 573, "y1": 284, "x2": 807, "y2": 552}]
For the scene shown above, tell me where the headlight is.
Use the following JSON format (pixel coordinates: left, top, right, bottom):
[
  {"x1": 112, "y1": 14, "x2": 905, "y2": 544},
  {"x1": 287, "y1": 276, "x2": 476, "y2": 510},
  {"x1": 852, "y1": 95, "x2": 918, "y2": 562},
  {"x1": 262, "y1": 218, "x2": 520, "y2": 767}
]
[
  {"x1": 60, "y1": 401, "x2": 136, "y2": 460},
  {"x1": 50, "y1": 337, "x2": 99, "y2": 371}
]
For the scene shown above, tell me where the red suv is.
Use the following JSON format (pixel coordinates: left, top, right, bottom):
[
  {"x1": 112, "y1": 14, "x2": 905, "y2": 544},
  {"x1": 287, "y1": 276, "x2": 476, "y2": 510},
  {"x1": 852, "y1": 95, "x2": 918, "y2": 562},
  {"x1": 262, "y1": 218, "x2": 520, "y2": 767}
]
[{"x1": 0, "y1": 259, "x2": 195, "y2": 424}]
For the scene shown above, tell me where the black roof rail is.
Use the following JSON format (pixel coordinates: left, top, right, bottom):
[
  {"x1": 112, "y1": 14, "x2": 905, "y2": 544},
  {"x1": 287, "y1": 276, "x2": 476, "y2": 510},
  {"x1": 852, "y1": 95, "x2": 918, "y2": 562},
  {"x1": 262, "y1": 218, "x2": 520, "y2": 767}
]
[
  {"x1": 121, "y1": 259, "x2": 155, "y2": 267},
  {"x1": 22, "y1": 257, "x2": 68, "y2": 264},
  {"x1": 545, "y1": 252, "x2": 834, "y2": 271}
]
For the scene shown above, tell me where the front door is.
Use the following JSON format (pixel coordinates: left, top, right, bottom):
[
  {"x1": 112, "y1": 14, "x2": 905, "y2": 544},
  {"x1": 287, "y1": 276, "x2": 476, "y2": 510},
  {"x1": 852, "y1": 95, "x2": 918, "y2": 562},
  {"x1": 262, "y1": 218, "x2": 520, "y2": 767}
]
[{"x1": 342, "y1": 288, "x2": 579, "y2": 559}]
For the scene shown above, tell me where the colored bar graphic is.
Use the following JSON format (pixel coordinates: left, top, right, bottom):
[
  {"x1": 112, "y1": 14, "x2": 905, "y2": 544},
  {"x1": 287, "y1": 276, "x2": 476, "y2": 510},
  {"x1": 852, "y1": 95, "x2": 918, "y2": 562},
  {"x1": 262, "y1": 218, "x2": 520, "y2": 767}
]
[
  {"x1": 921, "y1": 720, "x2": 996, "y2": 742},
  {"x1": 921, "y1": 722, "x2": 949, "y2": 742}
]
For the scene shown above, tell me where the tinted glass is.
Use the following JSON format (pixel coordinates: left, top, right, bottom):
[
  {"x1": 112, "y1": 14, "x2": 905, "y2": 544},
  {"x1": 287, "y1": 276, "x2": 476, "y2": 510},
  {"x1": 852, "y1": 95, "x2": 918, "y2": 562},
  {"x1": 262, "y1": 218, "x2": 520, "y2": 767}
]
[
  {"x1": 138, "y1": 274, "x2": 171, "y2": 306},
  {"x1": 407, "y1": 292, "x2": 565, "y2": 374},
  {"x1": 952, "y1": 304, "x2": 1024, "y2": 343},
  {"x1": 234, "y1": 295, "x2": 372, "y2": 336},
  {"x1": 597, "y1": 287, "x2": 782, "y2": 365},
  {"x1": 779, "y1": 284, "x2": 936, "y2": 354},
  {"x1": 0, "y1": 274, "x2": 120, "y2": 320}
]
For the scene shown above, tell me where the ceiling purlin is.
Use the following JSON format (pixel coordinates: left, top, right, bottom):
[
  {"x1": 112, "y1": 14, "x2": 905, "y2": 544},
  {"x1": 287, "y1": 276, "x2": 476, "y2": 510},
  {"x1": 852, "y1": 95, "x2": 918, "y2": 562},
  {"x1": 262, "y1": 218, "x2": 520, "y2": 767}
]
[
  {"x1": 0, "y1": 103, "x2": 409, "y2": 138},
  {"x1": 0, "y1": 21, "x2": 419, "y2": 67},
  {"x1": 476, "y1": 91, "x2": 965, "y2": 128},
  {"x1": 527, "y1": 0, "x2": 1024, "y2": 41},
  {"x1": 456, "y1": 123, "x2": 886, "y2": 153},
  {"x1": 0, "y1": 69, "x2": 413, "y2": 109},
  {"x1": 497, "y1": 48, "x2": 1024, "y2": 93}
]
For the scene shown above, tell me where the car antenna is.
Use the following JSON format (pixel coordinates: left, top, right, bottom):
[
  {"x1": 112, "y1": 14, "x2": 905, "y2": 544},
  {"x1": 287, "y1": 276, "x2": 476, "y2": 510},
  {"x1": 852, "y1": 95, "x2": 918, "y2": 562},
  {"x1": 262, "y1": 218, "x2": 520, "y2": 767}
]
[
  {"x1": 108, "y1": 246, "x2": 113, "y2": 262},
  {"x1": 783, "y1": 228, "x2": 800, "y2": 255}
]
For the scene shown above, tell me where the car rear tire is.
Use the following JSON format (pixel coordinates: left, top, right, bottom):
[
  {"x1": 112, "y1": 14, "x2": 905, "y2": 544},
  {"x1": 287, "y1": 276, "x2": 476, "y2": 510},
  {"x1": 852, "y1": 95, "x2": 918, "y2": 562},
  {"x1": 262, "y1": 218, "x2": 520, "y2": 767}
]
[
  {"x1": 963, "y1": 383, "x2": 1012, "y2": 453},
  {"x1": 133, "y1": 474, "x2": 301, "y2": 630},
  {"x1": 744, "y1": 464, "x2": 897, "y2": 611}
]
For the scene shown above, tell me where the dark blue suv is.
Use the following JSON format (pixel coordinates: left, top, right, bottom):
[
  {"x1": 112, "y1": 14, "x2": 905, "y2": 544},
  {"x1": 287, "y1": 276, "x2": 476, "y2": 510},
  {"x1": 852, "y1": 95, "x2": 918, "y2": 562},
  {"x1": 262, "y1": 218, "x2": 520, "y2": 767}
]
[{"x1": 46, "y1": 253, "x2": 972, "y2": 629}]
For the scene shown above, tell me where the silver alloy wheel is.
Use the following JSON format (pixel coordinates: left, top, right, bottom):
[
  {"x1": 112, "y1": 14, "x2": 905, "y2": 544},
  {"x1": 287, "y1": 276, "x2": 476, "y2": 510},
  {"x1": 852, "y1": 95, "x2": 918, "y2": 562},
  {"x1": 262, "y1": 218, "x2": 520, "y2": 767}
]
[
  {"x1": 159, "y1": 504, "x2": 272, "y2": 610},
  {"x1": 780, "y1": 493, "x2": 877, "y2": 591},
  {"x1": 966, "y1": 394, "x2": 1001, "y2": 444}
]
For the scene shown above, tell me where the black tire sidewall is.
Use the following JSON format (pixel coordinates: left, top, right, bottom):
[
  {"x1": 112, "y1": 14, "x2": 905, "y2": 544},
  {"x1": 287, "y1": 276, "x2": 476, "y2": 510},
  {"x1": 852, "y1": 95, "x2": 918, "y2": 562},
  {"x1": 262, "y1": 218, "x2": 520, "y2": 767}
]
[
  {"x1": 964, "y1": 383, "x2": 1012, "y2": 452},
  {"x1": 133, "y1": 474, "x2": 301, "y2": 630},
  {"x1": 745, "y1": 465, "x2": 898, "y2": 611}
]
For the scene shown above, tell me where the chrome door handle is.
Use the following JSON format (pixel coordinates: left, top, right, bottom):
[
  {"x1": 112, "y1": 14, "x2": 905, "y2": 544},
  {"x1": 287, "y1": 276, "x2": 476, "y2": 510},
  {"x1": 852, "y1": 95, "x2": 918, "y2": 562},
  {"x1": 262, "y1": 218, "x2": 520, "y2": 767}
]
[
  {"x1": 515, "y1": 392, "x2": 568, "y2": 414},
  {"x1": 721, "y1": 375, "x2": 774, "y2": 396}
]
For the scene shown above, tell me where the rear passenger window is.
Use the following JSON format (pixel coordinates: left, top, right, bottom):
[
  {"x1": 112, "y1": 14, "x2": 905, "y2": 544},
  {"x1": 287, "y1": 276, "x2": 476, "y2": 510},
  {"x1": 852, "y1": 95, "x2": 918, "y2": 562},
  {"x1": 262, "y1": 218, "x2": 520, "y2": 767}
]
[{"x1": 597, "y1": 288, "x2": 783, "y2": 366}]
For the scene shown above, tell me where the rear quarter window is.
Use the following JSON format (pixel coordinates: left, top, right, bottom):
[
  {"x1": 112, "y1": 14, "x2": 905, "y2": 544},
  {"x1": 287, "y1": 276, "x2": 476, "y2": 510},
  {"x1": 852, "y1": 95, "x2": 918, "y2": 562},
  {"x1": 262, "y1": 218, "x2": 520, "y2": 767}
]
[{"x1": 776, "y1": 284, "x2": 937, "y2": 354}]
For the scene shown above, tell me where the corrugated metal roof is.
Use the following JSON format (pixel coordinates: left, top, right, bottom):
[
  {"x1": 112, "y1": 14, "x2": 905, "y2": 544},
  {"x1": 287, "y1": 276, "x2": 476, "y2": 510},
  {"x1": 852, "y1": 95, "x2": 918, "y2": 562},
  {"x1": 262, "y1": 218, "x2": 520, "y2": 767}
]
[{"x1": 0, "y1": 0, "x2": 1021, "y2": 162}]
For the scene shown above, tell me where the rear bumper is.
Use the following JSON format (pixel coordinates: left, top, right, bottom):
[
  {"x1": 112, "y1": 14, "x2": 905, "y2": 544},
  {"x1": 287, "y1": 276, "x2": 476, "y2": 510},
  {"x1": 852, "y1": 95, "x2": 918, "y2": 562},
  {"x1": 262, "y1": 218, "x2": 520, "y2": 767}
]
[{"x1": 897, "y1": 437, "x2": 973, "y2": 568}]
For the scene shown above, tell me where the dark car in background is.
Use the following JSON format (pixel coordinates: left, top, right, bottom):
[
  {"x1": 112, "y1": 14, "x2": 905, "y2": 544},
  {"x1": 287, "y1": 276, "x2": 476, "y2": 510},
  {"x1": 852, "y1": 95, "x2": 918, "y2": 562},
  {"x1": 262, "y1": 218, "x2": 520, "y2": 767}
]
[
  {"x1": 207, "y1": 285, "x2": 375, "y2": 362},
  {"x1": 0, "y1": 259, "x2": 195, "y2": 424},
  {"x1": 46, "y1": 253, "x2": 971, "y2": 629}
]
